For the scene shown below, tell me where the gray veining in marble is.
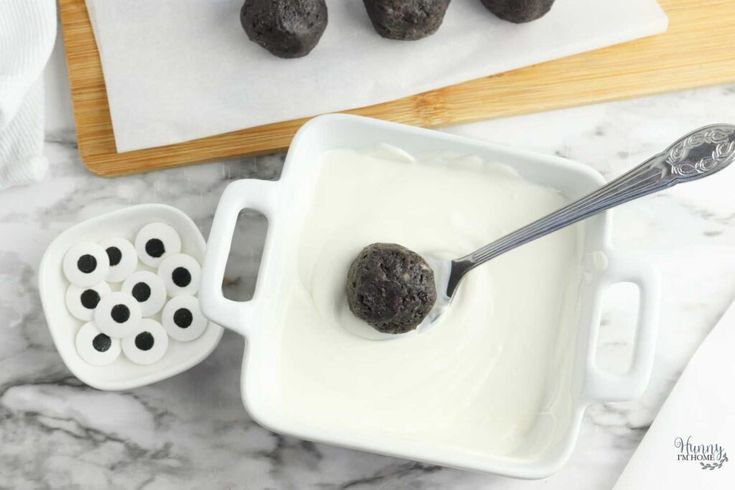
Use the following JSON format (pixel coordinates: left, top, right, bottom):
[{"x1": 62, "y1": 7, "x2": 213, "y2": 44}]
[{"x1": 0, "y1": 40, "x2": 734, "y2": 490}]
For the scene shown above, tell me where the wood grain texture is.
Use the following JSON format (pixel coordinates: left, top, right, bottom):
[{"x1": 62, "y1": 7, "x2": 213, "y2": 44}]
[{"x1": 60, "y1": 0, "x2": 735, "y2": 177}]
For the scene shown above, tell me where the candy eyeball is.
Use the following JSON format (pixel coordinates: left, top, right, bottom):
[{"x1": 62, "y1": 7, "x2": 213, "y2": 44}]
[
  {"x1": 94, "y1": 291, "x2": 142, "y2": 338},
  {"x1": 75, "y1": 322, "x2": 121, "y2": 366},
  {"x1": 65, "y1": 282, "x2": 112, "y2": 321},
  {"x1": 161, "y1": 295, "x2": 208, "y2": 342},
  {"x1": 158, "y1": 253, "x2": 201, "y2": 297},
  {"x1": 99, "y1": 237, "x2": 138, "y2": 283},
  {"x1": 122, "y1": 319, "x2": 169, "y2": 365},
  {"x1": 135, "y1": 223, "x2": 182, "y2": 267},
  {"x1": 63, "y1": 242, "x2": 110, "y2": 287},
  {"x1": 121, "y1": 270, "x2": 168, "y2": 316}
]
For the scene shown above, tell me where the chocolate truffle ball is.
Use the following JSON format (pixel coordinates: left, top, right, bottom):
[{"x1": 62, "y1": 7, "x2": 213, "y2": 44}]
[
  {"x1": 480, "y1": 0, "x2": 555, "y2": 23},
  {"x1": 363, "y1": 0, "x2": 451, "y2": 41},
  {"x1": 346, "y1": 243, "x2": 437, "y2": 334},
  {"x1": 240, "y1": 0, "x2": 328, "y2": 58}
]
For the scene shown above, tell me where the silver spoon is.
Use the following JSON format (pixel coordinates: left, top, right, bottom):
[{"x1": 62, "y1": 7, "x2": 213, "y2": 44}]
[{"x1": 349, "y1": 124, "x2": 735, "y2": 340}]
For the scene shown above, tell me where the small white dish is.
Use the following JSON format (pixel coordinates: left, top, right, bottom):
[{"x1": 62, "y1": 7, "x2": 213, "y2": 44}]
[
  {"x1": 201, "y1": 114, "x2": 660, "y2": 478},
  {"x1": 39, "y1": 204, "x2": 223, "y2": 391}
]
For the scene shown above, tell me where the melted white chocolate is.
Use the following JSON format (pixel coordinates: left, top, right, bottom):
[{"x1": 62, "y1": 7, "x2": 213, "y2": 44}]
[{"x1": 271, "y1": 147, "x2": 585, "y2": 457}]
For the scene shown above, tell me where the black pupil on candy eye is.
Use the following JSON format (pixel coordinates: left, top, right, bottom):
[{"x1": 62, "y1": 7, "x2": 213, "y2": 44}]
[
  {"x1": 106, "y1": 246, "x2": 122, "y2": 266},
  {"x1": 111, "y1": 304, "x2": 130, "y2": 323},
  {"x1": 80, "y1": 289, "x2": 101, "y2": 309},
  {"x1": 77, "y1": 254, "x2": 97, "y2": 273},
  {"x1": 173, "y1": 308, "x2": 193, "y2": 328},
  {"x1": 145, "y1": 239, "x2": 165, "y2": 258},
  {"x1": 132, "y1": 282, "x2": 151, "y2": 302},
  {"x1": 172, "y1": 267, "x2": 191, "y2": 287},
  {"x1": 134, "y1": 332, "x2": 155, "y2": 351},
  {"x1": 92, "y1": 334, "x2": 112, "y2": 352}
]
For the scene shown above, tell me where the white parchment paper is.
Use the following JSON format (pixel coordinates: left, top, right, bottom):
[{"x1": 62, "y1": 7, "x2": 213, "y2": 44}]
[{"x1": 85, "y1": 0, "x2": 667, "y2": 152}]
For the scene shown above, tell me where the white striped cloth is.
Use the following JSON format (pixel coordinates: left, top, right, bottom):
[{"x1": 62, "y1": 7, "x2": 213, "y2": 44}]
[{"x1": 0, "y1": 0, "x2": 56, "y2": 190}]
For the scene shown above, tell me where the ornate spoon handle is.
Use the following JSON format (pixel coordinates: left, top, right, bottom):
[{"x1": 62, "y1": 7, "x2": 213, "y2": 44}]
[{"x1": 446, "y1": 124, "x2": 735, "y2": 297}]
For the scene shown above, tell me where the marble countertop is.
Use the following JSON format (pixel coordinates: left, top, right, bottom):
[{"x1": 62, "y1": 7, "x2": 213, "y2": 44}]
[{"x1": 1, "y1": 35, "x2": 734, "y2": 489}]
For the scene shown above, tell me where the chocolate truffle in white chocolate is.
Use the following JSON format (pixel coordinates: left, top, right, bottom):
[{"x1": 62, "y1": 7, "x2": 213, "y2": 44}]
[{"x1": 346, "y1": 243, "x2": 437, "y2": 334}]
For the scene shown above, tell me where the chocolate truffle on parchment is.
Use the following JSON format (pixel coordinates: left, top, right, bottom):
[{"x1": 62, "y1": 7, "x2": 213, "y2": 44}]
[
  {"x1": 240, "y1": 0, "x2": 328, "y2": 58},
  {"x1": 363, "y1": 0, "x2": 451, "y2": 41},
  {"x1": 480, "y1": 0, "x2": 556, "y2": 23},
  {"x1": 346, "y1": 243, "x2": 437, "y2": 334}
]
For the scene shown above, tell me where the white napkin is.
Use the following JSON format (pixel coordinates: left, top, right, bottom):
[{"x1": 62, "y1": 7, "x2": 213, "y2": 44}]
[
  {"x1": 0, "y1": 0, "x2": 56, "y2": 190},
  {"x1": 85, "y1": 0, "x2": 668, "y2": 152},
  {"x1": 614, "y1": 298, "x2": 735, "y2": 489}
]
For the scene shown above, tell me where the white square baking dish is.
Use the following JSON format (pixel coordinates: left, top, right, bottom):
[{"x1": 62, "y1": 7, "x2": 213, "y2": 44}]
[{"x1": 200, "y1": 114, "x2": 659, "y2": 478}]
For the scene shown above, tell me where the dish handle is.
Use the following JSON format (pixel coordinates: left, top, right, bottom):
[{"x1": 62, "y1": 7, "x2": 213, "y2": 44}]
[
  {"x1": 200, "y1": 179, "x2": 278, "y2": 338},
  {"x1": 583, "y1": 254, "x2": 660, "y2": 402}
]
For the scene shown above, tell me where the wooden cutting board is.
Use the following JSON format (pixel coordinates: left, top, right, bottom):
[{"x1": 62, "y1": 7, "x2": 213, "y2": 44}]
[{"x1": 60, "y1": 0, "x2": 735, "y2": 177}]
